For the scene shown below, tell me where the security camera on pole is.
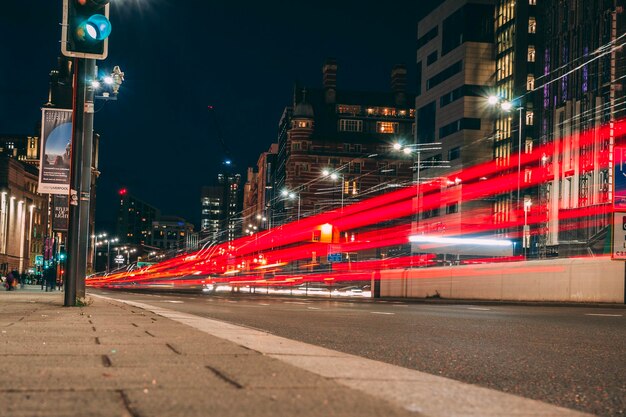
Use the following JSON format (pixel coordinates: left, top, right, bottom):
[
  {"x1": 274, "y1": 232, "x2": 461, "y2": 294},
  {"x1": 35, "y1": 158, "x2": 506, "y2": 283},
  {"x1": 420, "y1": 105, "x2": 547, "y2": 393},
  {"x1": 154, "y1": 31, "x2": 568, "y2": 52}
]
[{"x1": 61, "y1": 0, "x2": 112, "y2": 306}]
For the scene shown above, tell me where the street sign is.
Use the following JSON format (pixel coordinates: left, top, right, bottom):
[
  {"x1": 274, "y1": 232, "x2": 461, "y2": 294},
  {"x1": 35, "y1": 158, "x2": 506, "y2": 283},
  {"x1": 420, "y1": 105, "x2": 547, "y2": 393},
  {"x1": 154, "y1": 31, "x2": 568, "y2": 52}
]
[
  {"x1": 611, "y1": 212, "x2": 626, "y2": 260},
  {"x1": 327, "y1": 253, "x2": 342, "y2": 263},
  {"x1": 114, "y1": 255, "x2": 125, "y2": 264},
  {"x1": 35, "y1": 255, "x2": 44, "y2": 266}
]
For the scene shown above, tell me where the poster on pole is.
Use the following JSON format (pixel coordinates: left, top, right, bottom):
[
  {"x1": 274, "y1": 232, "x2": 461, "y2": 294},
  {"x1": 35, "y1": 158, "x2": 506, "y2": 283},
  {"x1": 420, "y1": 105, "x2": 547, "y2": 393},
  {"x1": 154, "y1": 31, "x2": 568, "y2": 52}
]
[
  {"x1": 614, "y1": 147, "x2": 626, "y2": 209},
  {"x1": 612, "y1": 212, "x2": 626, "y2": 260},
  {"x1": 52, "y1": 194, "x2": 69, "y2": 232},
  {"x1": 38, "y1": 108, "x2": 72, "y2": 195}
]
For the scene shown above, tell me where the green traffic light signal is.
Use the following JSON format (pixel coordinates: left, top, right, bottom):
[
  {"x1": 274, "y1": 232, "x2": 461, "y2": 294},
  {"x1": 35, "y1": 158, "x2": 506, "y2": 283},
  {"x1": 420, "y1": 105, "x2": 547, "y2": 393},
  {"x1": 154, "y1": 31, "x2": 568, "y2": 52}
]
[{"x1": 61, "y1": 0, "x2": 112, "y2": 60}]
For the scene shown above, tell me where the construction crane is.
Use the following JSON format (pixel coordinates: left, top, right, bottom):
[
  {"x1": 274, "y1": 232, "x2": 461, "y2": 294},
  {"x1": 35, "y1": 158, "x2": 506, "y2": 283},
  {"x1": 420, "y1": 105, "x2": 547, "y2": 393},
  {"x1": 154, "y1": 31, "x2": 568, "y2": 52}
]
[{"x1": 207, "y1": 105, "x2": 233, "y2": 167}]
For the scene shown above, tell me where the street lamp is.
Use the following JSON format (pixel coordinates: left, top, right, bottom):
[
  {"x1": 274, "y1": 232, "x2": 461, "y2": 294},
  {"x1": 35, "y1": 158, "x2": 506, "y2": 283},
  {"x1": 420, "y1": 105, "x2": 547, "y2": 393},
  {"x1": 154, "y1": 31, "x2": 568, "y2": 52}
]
[
  {"x1": 104, "y1": 237, "x2": 118, "y2": 273},
  {"x1": 281, "y1": 189, "x2": 301, "y2": 221},
  {"x1": 322, "y1": 169, "x2": 344, "y2": 210},
  {"x1": 523, "y1": 197, "x2": 532, "y2": 259},
  {"x1": 393, "y1": 141, "x2": 443, "y2": 236},
  {"x1": 488, "y1": 95, "x2": 526, "y2": 255},
  {"x1": 91, "y1": 232, "x2": 106, "y2": 272}
]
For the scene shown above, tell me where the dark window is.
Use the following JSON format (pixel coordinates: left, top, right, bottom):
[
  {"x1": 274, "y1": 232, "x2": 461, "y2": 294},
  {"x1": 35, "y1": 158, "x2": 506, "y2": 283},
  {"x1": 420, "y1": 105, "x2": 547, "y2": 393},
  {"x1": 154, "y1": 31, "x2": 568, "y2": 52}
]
[
  {"x1": 416, "y1": 61, "x2": 422, "y2": 96},
  {"x1": 423, "y1": 207, "x2": 440, "y2": 219},
  {"x1": 417, "y1": 26, "x2": 438, "y2": 50},
  {"x1": 417, "y1": 102, "x2": 436, "y2": 143},
  {"x1": 446, "y1": 203, "x2": 459, "y2": 214},
  {"x1": 439, "y1": 118, "x2": 481, "y2": 138},
  {"x1": 442, "y1": 4, "x2": 494, "y2": 56},
  {"x1": 427, "y1": 51, "x2": 438, "y2": 66},
  {"x1": 442, "y1": 8, "x2": 464, "y2": 55},
  {"x1": 427, "y1": 61, "x2": 462, "y2": 90},
  {"x1": 440, "y1": 85, "x2": 482, "y2": 107},
  {"x1": 448, "y1": 146, "x2": 461, "y2": 160}
]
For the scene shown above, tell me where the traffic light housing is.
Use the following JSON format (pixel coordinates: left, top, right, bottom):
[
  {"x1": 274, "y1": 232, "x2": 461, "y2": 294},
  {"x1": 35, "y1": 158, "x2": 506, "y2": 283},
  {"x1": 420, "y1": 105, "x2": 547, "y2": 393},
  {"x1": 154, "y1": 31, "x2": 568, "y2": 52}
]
[{"x1": 61, "y1": 0, "x2": 112, "y2": 60}]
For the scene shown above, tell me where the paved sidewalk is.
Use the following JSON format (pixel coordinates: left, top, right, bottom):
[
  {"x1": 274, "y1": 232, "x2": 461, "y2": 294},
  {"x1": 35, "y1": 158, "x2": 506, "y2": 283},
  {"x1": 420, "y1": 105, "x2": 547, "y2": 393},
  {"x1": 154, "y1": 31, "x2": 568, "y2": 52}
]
[{"x1": 0, "y1": 292, "x2": 415, "y2": 417}]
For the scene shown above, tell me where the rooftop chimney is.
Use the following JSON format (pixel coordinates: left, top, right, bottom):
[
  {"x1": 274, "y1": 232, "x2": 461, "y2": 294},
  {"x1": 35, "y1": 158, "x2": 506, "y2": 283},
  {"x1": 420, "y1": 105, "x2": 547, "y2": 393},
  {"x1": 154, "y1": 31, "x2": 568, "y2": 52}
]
[
  {"x1": 391, "y1": 64, "x2": 407, "y2": 106},
  {"x1": 323, "y1": 58, "x2": 337, "y2": 104}
]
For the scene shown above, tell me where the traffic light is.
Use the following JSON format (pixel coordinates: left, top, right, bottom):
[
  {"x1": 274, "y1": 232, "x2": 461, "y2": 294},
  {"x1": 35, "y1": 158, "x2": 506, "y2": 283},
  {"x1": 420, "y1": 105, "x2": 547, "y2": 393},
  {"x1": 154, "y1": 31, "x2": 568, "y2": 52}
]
[{"x1": 61, "y1": 0, "x2": 112, "y2": 60}]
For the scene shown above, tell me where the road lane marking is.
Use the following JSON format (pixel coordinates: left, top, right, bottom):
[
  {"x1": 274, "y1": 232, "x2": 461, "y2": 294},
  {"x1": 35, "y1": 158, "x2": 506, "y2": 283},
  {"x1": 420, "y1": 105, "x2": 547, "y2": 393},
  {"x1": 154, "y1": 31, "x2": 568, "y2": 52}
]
[
  {"x1": 307, "y1": 307, "x2": 321, "y2": 310},
  {"x1": 259, "y1": 303, "x2": 270, "y2": 306},
  {"x1": 467, "y1": 307, "x2": 491, "y2": 311},
  {"x1": 585, "y1": 313, "x2": 622, "y2": 317},
  {"x1": 284, "y1": 301, "x2": 309, "y2": 305},
  {"x1": 93, "y1": 293, "x2": 590, "y2": 417},
  {"x1": 163, "y1": 300, "x2": 184, "y2": 304},
  {"x1": 371, "y1": 311, "x2": 395, "y2": 315}
]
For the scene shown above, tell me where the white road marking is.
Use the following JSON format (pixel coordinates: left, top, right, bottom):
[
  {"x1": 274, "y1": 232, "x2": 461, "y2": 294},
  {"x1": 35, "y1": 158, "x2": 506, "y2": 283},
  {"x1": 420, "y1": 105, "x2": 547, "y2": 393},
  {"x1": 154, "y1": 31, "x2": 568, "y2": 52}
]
[
  {"x1": 307, "y1": 307, "x2": 321, "y2": 310},
  {"x1": 371, "y1": 311, "x2": 395, "y2": 315},
  {"x1": 284, "y1": 301, "x2": 309, "y2": 305},
  {"x1": 93, "y1": 294, "x2": 591, "y2": 417},
  {"x1": 467, "y1": 307, "x2": 491, "y2": 311},
  {"x1": 259, "y1": 303, "x2": 270, "y2": 306},
  {"x1": 585, "y1": 313, "x2": 622, "y2": 317},
  {"x1": 163, "y1": 300, "x2": 184, "y2": 304}
]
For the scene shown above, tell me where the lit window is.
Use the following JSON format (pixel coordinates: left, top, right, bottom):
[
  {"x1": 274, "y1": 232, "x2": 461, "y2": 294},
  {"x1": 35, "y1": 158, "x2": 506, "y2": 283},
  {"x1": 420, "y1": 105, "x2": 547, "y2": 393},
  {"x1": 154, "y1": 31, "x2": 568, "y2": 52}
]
[
  {"x1": 528, "y1": 17, "x2": 536, "y2": 33},
  {"x1": 529, "y1": 0, "x2": 536, "y2": 4},
  {"x1": 376, "y1": 122, "x2": 398, "y2": 134},
  {"x1": 527, "y1": 46, "x2": 536, "y2": 62},
  {"x1": 526, "y1": 74, "x2": 535, "y2": 91},
  {"x1": 526, "y1": 111, "x2": 534, "y2": 126},
  {"x1": 297, "y1": 121, "x2": 309, "y2": 128}
]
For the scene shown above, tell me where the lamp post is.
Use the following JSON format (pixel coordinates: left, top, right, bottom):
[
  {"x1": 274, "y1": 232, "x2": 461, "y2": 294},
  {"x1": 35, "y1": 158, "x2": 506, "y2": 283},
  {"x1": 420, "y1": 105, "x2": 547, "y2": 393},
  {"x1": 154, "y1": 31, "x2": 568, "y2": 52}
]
[
  {"x1": 523, "y1": 198, "x2": 532, "y2": 259},
  {"x1": 322, "y1": 169, "x2": 344, "y2": 211},
  {"x1": 105, "y1": 238, "x2": 118, "y2": 273},
  {"x1": 281, "y1": 189, "x2": 301, "y2": 221},
  {"x1": 91, "y1": 232, "x2": 106, "y2": 273},
  {"x1": 488, "y1": 96, "x2": 525, "y2": 255},
  {"x1": 393, "y1": 142, "x2": 443, "y2": 236}
]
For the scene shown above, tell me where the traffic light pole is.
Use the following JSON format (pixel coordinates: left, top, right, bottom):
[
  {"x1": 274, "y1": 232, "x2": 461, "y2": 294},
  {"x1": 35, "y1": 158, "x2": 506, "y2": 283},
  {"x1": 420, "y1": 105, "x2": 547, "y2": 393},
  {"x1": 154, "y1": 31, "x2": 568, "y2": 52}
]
[{"x1": 65, "y1": 58, "x2": 95, "y2": 307}]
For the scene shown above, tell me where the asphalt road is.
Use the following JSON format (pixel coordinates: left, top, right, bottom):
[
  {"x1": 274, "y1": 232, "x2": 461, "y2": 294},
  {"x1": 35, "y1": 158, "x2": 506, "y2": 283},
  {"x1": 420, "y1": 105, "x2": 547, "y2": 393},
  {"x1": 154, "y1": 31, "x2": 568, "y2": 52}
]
[{"x1": 93, "y1": 289, "x2": 626, "y2": 417}]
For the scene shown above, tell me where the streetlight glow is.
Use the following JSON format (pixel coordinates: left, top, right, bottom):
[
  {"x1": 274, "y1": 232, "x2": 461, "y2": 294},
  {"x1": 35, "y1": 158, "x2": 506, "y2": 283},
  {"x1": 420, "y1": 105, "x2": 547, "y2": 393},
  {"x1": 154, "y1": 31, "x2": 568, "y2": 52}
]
[{"x1": 500, "y1": 101, "x2": 513, "y2": 112}]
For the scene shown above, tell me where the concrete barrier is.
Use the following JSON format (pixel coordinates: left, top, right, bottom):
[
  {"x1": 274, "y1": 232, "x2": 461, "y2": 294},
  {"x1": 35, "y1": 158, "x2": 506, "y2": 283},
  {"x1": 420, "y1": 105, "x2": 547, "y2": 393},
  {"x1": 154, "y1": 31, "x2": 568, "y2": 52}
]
[{"x1": 377, "y1": 257, "x2": 625, "y2": 303}]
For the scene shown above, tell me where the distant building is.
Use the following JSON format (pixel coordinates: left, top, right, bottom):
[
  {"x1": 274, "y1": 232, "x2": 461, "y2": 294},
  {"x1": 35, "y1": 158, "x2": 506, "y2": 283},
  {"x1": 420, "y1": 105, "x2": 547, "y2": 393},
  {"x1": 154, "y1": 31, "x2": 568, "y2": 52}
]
[
  {"x1": 0, "y1": 135, "x2": 40, "y2": 166},
  {"x1": 273, "y1": 59, "x2": 416, "y2": 225},
  {"x1": 0, "y1": 156, "x2": 48, "y2": 274},
  {"x1": 200, "y1": 166, "x2": 242, "y2": 243},
  {"x1": 150, "y1": 216, "x2": 195, "y2": 251},
  {"x1": 242, "y1": 143, "x2": 277, "y2": 232},
  {"x1": 116, "y1": 189, "x2": 161, "y2": 246}
]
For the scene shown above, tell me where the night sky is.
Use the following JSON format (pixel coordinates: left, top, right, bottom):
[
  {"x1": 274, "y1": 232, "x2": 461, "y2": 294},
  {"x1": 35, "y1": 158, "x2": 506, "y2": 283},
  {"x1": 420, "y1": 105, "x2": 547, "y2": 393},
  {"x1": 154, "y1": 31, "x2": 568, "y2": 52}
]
[{"x1": 1, "y1": 0, "x2": 441, "y2": 231}]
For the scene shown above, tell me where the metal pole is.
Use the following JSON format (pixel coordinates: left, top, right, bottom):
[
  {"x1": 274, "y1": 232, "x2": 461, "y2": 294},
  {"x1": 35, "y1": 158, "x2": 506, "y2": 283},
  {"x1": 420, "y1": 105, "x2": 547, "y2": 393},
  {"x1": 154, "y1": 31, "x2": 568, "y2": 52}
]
[
  {"x1": 106, "y1": 240, "x2": 110, "y2": 273},
  {"x1": 517, "y1": 107, "x2": 523, "y2": 212},
  {"x1": 65, "y1": 58, "x2": 95, "y2": 306},
  {"x1": 297, "y1": 195, "x2": 301, "y2": 221}
]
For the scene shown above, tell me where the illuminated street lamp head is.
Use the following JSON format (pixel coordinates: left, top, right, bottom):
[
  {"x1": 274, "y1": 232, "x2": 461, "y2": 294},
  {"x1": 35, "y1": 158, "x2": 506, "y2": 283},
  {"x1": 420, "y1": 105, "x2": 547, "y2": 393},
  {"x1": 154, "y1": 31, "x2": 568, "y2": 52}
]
[
  {"x1": 393, "y1": 142, "x2": 402, "y2": 150},
  {"x1": 91, "y1": 80, "x2": 101, "y2": 89},
  {"x1": 487, "y1": 95, "x2": 499, "y2": 106},
  {"x1": 330, "y1": 173, "x2": 339, "y2": 180},
  {"x1": 322, "y1": 169, "x2": 330, "y2": 177},
  {"x1": 403, "y1": 147, "x2": 412, "y2": 155},
  {"x1": 288, "y1": 193, "x2": 296, "y2": 199},
  {"x1": 500, "y1": 101, "x2": 513, "y2": 112},
  {"x1": 281, "y1": 189, "x2": 289, "y2": 197},
  {"x1": 103, "y1": 75, "x2": 114, "y2": 85}
]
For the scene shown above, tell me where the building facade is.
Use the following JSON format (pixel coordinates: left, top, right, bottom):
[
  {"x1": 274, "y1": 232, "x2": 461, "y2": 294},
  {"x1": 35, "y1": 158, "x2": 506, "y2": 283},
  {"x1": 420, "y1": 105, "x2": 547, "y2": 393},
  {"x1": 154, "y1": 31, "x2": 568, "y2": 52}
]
[
  {"x1": 0, "y1": 156, "x2": 48, "y2": 275},
  {"x1": 537, "y1": 0, "x2": 625, "y2": 257},
  {"x1": 414, "y1": 0, "x2": 497, "y2": 253},
  {"x1": 200, "y1": 167, "x2": 243, "y2": 243},
  {"x1": 150, "y1": 216, "x2": 195, "y2": 251},
  {"x1": 116, "y1": 189, "x2": 161, "y2": 246},
  {"x1": 274, "y1": 59, "x2": 416, "y2": 225}
]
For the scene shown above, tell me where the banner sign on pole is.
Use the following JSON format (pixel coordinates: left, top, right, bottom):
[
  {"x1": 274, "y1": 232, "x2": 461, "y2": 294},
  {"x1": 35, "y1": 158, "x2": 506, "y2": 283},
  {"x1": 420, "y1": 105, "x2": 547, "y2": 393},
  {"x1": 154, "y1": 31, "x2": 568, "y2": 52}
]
[
  {"x1": 614, "y1": 147, "x2": 626, "y2": 210},
  {"x1": 38, "y1": 108, "x2": 72, "y2": 195},
  {"x1": 52, "y1": 194, "x2": 69, "y2": 232}
]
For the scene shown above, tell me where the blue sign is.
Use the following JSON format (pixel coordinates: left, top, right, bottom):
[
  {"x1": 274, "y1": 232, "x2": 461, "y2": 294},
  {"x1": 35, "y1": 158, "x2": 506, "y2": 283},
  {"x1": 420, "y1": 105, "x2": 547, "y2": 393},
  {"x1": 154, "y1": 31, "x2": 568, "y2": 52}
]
[{"x1": 327, "y1": 253, "x2": 342, "y2": 262}]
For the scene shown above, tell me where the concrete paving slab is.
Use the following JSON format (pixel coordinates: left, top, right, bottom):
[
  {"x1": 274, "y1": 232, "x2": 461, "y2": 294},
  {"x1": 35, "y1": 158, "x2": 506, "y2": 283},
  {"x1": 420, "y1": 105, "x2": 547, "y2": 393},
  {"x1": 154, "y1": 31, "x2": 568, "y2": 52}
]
[
  {"x1": 0, "y1": 391, "x2": 127, "y2": 417},
  {"x1": 203, "y1": 354, "x2": 331, "y2": 389},
  {"x1": 122, "y1": 387, "x2": 416, "y2": 417}
]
